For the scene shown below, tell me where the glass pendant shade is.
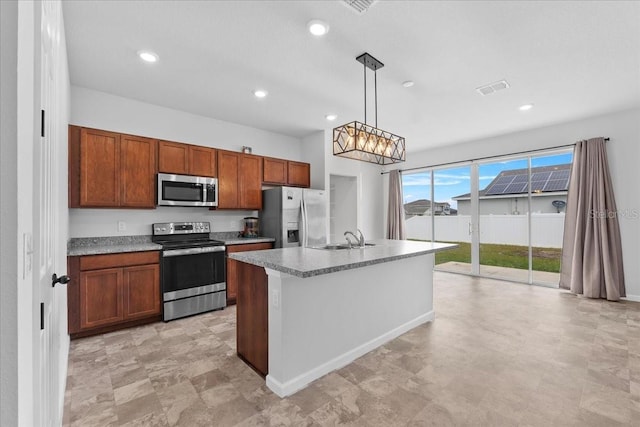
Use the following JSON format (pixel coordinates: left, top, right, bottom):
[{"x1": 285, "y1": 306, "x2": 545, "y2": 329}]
[{"x1": 333, "y1": 121, "x2": 405, "y2": 165}]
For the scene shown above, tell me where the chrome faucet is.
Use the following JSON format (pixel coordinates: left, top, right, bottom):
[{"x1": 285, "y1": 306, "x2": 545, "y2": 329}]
[{"x1": 344, "y1": 229, "x2": 365, "y2": 248}]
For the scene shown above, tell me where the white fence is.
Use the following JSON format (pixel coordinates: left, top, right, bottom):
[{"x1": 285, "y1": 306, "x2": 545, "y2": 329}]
[{"x1": 406, "y1": 213, "x2": 565, "y2": 248}]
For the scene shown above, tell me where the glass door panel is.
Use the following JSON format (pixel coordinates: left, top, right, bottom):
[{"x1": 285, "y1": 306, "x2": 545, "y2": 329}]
[
  {"x1": 403, "y1": 171, "x2": 433, "y2": 243},
  {"x1": 433, "y1": 166, "x2": 471, "y2": 274},
  {"x1": 477, "y1": 158, "x2": 529, "y2": 282},
  {"x1": 530, "y1": 151, "x2": 572, "y2": 286}
]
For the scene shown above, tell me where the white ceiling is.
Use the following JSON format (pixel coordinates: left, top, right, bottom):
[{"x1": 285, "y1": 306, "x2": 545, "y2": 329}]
[{"x1": 62, "y1": 0, "x2": 640, "y2": 153}]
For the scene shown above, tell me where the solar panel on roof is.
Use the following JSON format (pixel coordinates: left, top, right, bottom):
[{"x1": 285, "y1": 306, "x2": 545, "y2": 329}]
[
  {"x1": 512, "y1": 174, "x2": 528, "y2": 183},
  {"x1": 543, "y1": 179, "x2": 568, "y2": 192},
  {"x1": 505, "y1": 183, "x2": 527, "y2": 193},
  {"x1": 531, "y1": 172, "x2": 552, "y2": 181},
  {"x1": 493, "y1": 176, "x2": 514, "y2": 186},
  {"x1": 486, "y1": 184, "x2": 508, "y2": 195}
]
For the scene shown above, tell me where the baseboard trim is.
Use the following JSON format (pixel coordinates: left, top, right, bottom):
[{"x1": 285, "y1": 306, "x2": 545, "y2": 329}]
[
  {"x1": 622, "y1": 294, "x2": 640, "y2": 303},
  {"x1": 266, "y1": 310, "x2": 435, "y2": 398}
]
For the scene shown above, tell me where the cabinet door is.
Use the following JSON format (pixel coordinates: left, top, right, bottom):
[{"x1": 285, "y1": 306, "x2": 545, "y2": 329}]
[
  {"x1": 123, "y1": 264, "x2": 160, "y2": 320},
  {"x1": 217, "y1": 150, "x2": 240, "y2": 208},
  {"x1": 239, "y1": 154, "x2": 263, "y2": 209},
  {"x1": 158, "y1": 140, "x2": 189, "y2": 175},
  {"x1": 120, "y1": 135, "x2": 157, "y2": 208},
  {"x1": 79, "y1": 268, "x2": 123, "y2": 329},
  {"x1": 189, "y1": 146, "x2": 217, "y2": 177},
  {"x1": 263, "y1": 157, "x2": 287, "y2": 185},
  {"x1": 226, "y1": 257, "x2": 239, "y2": 304},
  {"x1": 287, "y1": 161, "x2": 310, "y2": 188},
  {"x1": 226, "y1": 243, "x2": 273, "y2": 305},
  {"x1": 80, "y1": 128, "x2": 121, "y2": 206}
]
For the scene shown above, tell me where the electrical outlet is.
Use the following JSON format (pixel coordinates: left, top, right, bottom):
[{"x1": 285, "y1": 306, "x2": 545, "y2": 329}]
[
  {"x1": 230, "y1": 220, "x2": 237, "y2": 230},
  {"x1": 23, "y1": 232, "x2": 33, "y2": 279},
  {"x1": 272, "y1": 289, "x2": 280, "y2": 308},
  {"x1": 117, "y1": 221, "x2": 126, "y2": 232}
]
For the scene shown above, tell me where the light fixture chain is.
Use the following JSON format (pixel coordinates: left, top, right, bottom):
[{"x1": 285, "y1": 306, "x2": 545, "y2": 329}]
[
  {"x1": 374, "y1": 69, "x2": 378, "y2": 128},
  {"x1": 363, "y1": 61, "x2": 367, "y2": 125}
]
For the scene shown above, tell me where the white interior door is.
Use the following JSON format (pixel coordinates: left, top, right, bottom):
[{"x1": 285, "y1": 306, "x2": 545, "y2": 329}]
[{"x1": 34, "y1": 1, "x2": 63, "y2": 425}]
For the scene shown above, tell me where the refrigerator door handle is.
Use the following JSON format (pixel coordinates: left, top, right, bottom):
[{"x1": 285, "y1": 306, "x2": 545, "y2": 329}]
[{"x1": 301, "y1": 197, "x2": 308, "y2": 247}]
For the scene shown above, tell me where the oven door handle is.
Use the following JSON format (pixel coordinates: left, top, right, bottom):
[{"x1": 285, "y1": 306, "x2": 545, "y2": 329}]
[{"x1": 163, "y1": 246, "x2": 226, "y2": 257}]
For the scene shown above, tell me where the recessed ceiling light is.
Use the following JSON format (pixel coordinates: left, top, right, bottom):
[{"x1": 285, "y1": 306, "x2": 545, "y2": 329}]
[
  {"x1": 519, "y1": 103, "x2": 534, "y2": 111},
  {"x1": 402, "y1": 81, "x2": 414, "y2": 88},
  {"x1": 253, "y1": 89, "x2": 268, "y2": 98},
  {"x1": 307, "y1": 20, "x2": 330, "y2": 36},
  {"x1": 325, "y1": 114, "x2": 338, "y2": 121},
  {"x1": 137, "y1": 50, "x2": 159, "y2": 63}
]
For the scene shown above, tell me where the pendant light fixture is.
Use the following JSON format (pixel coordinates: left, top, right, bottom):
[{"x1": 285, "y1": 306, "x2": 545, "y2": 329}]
[{"x1": 333, "y1": 52, "x2": 405, "y2": 164}]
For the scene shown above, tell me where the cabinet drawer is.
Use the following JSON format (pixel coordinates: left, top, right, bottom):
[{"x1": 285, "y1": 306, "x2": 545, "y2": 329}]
[{"x1": 80, "y1": 251, "x2": 159, "y2": 271}]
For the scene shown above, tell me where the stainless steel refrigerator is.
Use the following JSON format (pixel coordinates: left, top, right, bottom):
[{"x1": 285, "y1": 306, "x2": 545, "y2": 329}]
[{"x1": 260, "y1": 187, "x2": 328, "y2": 248}]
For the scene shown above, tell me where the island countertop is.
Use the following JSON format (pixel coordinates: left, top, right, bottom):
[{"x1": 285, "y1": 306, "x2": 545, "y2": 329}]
[{"x1": 228, "y1": 239, "x2": 457, "y2": 278}]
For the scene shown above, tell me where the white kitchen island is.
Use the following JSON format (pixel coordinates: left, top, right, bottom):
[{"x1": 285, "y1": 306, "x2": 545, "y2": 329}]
[{"x1": 229, "y1": 239, "x2": 456, "y2": 397}]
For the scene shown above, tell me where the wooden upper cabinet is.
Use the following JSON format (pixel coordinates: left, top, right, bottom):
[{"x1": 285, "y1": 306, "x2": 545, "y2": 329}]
[
  {"x1": 79, "y1": 128, "x2": 121, "y2": 207},
  {"x1": 189, "y1": 145, "x2": 217, "y2": 177},
  {"x1": 287, "y1": 161, "x2": 311, "y2": 188},
  {"x1": 120, "y1": 134, "x2": 157, "y2": 208},
  {"x1": 263, "y1": 157, "x2": 287, "y2": 185},
  {"x1": 217, "y1": 150, "x2": 240, "y2": 209},
  {"x1": 217, "y1": 150, "x2": 262, "y2": 209},
  {"x1": 158, "y1": 140, "x2": 189, "y2": 175},
  {"x1": 158, "y1": 140, "x2": 217, "y2": 177},
  {"x1": 70, "y1": 126, "x2": 156, "y2": 209},
  {"x1": 240, "y1": 154, "x2": 263, "y2": 209}
]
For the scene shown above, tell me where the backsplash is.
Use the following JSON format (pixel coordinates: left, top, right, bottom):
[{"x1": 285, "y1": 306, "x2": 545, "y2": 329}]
[{"x1": 69, "y1": 207, "x2": 258, "y2": 238}]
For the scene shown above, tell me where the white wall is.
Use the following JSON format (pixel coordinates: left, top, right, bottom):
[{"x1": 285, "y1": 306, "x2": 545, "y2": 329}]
[
  {"x1": 69, "y1": 87, "x2": 308, "y2": 237},
  {"x1": 391, "y1": 108, "x2": 640, "y2": 300},
  {"x1": 0, "y1": 1, "x2": 19, "y2": 425},
  {"x1": 323, "y1": 131, "x2": 385, "y2": 240},
  {"x1": 301, "y1": 131, "x2": 325, "y2": 190}
]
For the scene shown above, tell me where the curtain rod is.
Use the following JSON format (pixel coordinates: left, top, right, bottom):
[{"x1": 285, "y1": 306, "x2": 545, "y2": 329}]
[{"x1": 381, "y1": 137, "x2": 610, "y2": 175}]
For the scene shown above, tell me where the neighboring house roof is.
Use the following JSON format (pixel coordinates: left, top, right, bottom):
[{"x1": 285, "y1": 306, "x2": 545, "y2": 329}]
[
  {"x1": 453, "y1": 163, "x2": 571, "y2": 200},
  {"x1": 404, "y1": 199, "x2": 451, "y2": 216}
]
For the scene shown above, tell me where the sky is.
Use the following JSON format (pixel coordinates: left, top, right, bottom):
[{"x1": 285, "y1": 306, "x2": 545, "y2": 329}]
[{"x1": 402, "y1": 152, "x2": 573, "y2": 209}]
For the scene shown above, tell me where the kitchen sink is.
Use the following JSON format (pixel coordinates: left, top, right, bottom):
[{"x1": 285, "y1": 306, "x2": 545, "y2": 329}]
[{"x1": 311, "y1": 243, "x2": 376, "y2": 250}]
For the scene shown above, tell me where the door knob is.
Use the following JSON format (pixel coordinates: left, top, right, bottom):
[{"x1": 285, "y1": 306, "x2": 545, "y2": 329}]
[{"x1": 51, "y1": 273, "x2": 70, "y2": 287}]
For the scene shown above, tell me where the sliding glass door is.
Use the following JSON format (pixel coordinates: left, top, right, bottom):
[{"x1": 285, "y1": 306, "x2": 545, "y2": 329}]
[
  {"x1": 401, "y1": 148, "x2": 572, "y2": 287},
  {"x1": 477, "y1": 157, "x2": 530, "y2": 282}
]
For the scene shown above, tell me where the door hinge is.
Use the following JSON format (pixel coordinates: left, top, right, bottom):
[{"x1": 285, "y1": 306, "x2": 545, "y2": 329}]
[
  {"x1": 40, "y1": 302, "x2": 44, "y2": 330},
  {"x1": 40, "y1": 110, "x2": 45, "y2": 137}
]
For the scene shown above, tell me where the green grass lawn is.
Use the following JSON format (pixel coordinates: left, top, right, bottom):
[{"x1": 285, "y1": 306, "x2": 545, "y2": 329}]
[{"x1": 417, "y1": 241, "x2": 561, "y2": 273}]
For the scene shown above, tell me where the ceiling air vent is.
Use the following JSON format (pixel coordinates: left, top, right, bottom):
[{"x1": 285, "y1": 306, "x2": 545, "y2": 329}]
[
  {"x1": 343, "y1": 0, "x2": 377, "y2": 14},
  {"x1": 476, "y1": 79, "x2": 510, "y2": 96}
]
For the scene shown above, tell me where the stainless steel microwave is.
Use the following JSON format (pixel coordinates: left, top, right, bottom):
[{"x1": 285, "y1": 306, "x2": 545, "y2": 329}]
[{"x1": 157, "y1": 173, "x2": 218, "y2": 207}]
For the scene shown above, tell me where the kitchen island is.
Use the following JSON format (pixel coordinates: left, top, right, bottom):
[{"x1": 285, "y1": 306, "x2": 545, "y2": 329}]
[{"x1": 229, "y1": 239, "x2": 456, "y2": 397}]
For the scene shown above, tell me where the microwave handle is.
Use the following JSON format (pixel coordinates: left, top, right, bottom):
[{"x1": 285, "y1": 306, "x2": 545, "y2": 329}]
[{"x1": 202, "y1": 184, "x2": 208, "y2": 203}]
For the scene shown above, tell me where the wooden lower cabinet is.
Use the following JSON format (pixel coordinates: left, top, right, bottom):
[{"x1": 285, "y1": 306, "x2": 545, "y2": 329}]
[
  {"x1": 68, "y1": 251, "x2": 160, "y2": 338},
  {"x1": 236, "y1": 261, "x2": 269, "y2": 376},
  {"x1": 226, "y1": 242, "x2": 273, "y2": 305}
]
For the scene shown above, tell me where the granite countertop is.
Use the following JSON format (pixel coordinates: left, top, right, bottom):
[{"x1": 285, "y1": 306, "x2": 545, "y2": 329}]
[
  {"x1": 228, "y1": 239, "x2": 457, "y2": 278},
  {"x1": 68, "y1": 236, "x2": 161, "y2": 256},
  {"x1": 68, "y1": 233, "x2": 276, "y2": 256}
]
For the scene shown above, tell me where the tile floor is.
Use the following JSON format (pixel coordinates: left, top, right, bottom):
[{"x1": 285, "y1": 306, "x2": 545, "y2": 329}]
[{"x1": 63, "y1": 272, "x2": 640, "y2": 426}]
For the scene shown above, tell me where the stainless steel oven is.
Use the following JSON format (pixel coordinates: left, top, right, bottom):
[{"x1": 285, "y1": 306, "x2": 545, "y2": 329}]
[{"x1": 152, "y1": 222, "x2": 226, "y2": 321}]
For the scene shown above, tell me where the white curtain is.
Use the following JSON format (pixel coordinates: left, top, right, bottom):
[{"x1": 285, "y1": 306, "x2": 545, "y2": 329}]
[
  {"x1": 560, "y1": 137, "x2": 625, "y2": 301},
  {"x1": 387, "y1": 169, "x2": 406, "y2": 240}
]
